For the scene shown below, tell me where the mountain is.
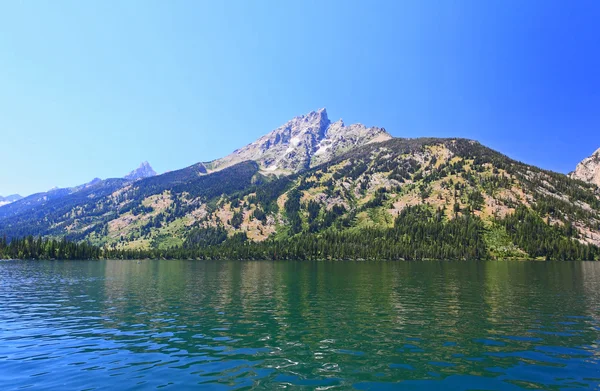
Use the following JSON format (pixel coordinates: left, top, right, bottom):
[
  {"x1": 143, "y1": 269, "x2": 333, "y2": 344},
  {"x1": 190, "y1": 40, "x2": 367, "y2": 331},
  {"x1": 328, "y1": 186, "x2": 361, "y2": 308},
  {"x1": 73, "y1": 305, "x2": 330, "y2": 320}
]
[
  {"x1": 175, "y1": 137, "x2": 600, "y2": 260},
  {"x1": 0, "y1": 176, "x2": 126, "y2": 222},
  {"x1": 125, "y1": 161, "x2": 157, "y2": 180},
  {"x1": 0, "y1": 194, "x2": 23, "y2": 207},
  {"x1": 0, "y1": 162, "x2": 158, "y2": 222},
  {"x1": 0, "y1": 109, "x2": 599, "y2": 260},
  {"x1": 570, "y1": 147, "x2": 600, "y2": 187},
  {"x1": 205, "y1": 108, "x2": 391, "y2": 174},
  {"x1": 0, "y1": 178, "x2": 129, "y2": 230}
]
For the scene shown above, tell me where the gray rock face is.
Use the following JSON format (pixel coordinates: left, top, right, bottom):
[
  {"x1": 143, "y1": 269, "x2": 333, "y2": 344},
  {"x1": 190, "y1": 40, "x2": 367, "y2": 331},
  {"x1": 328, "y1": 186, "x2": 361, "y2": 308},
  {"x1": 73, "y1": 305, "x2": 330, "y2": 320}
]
[
  {"x1": 208, "y1": 108, "x2": 391, "y2": 174},
  {"x1": 125, "y1": 161, "x2": 157, "y2": 181},
  {"x1": 570, "y1": 148, "x2": 600, "y2": 187},
  {"x1": 0, "y1": 194, "x2": 23, "y2": 207}
]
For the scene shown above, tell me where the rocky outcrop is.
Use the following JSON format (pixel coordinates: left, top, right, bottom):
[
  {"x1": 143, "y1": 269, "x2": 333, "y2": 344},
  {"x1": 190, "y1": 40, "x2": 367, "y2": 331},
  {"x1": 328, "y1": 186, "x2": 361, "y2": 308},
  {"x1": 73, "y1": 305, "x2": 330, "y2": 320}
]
[
  {"x1": 570, "y1": 148, "x2": 600, "y2": 187},
  {"x1": 125, "y1": 161, "x2": 157, "y2": 181},
  {"x1": 207, "y1": 108, "x2": 391, "y2": 174}
]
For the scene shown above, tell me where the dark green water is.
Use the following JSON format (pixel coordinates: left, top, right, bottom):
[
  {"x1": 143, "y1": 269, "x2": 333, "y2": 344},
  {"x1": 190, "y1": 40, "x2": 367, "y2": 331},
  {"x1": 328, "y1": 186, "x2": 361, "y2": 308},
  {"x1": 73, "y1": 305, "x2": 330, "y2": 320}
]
[{"x1": 1, "y1": 260, "x2": 600, "y2": 390}]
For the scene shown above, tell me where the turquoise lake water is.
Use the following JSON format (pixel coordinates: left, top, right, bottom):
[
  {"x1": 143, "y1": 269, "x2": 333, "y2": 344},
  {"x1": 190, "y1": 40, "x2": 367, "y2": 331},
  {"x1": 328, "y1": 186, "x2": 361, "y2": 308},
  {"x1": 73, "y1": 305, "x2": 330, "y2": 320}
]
[{"x1": 1, "y1": 260, "x2": 599, "y2": 390}]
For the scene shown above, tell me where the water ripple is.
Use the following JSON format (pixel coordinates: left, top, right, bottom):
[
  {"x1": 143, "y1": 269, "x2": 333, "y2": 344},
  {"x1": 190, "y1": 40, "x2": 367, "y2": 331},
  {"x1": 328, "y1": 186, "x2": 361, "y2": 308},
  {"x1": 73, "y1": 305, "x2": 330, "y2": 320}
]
[{"x1": 1, "y1": 260, "x2": 599, "y2": 389}]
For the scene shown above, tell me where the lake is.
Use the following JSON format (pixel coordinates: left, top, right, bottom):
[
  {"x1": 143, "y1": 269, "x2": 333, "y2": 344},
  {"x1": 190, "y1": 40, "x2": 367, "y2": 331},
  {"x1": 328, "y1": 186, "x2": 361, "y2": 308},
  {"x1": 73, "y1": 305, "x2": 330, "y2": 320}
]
[{"x1": 1, "y1": 260, "x2": 599, "y2": 390}]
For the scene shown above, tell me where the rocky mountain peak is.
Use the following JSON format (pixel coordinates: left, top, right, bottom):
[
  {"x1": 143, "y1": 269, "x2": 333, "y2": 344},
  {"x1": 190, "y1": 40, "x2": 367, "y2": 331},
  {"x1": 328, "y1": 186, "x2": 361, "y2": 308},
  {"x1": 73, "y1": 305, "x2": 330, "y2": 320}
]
[
  {"x1": 125, "y1": 161, "x2": 157, "y2": 181},
  {"x1": 570, "y1": 147, "x2": 600, "y2": 187},
  {"x1": 209, "y1": 108, "x2": 391, "y2": 173}
]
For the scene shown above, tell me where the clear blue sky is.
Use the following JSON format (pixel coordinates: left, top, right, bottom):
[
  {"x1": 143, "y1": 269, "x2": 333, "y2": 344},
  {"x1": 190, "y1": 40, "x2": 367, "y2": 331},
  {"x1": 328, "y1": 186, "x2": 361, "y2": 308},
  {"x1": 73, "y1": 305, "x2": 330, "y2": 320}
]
[{"x1": 1, "y1": 0, "x2": 599, "y2": 196}]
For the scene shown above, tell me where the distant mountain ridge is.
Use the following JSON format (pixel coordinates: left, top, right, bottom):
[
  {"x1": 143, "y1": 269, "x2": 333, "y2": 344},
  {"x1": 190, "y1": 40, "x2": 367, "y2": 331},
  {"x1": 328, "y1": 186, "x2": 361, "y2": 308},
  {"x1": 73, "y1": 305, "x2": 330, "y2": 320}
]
[
  {"x1": 0, "y1": 162, "x2": 155, "y2": 220},
  {"x1": 570, "y1": 147, "x2": 600, "y2": 187},
  {"x1": 0, "y1": 194, "x2": 23, "y2": 207}
]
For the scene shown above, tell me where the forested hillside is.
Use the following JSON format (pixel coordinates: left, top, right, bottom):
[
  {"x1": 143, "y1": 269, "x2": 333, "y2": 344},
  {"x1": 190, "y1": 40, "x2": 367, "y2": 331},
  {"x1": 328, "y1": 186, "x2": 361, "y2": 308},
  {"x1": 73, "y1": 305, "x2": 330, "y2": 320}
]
[
  {"x1": 156, "y1": 138, "x2": 600, "y2": 260},
  {"x1": 2, "y1": 137, "x2": 599, "y2": 260}
]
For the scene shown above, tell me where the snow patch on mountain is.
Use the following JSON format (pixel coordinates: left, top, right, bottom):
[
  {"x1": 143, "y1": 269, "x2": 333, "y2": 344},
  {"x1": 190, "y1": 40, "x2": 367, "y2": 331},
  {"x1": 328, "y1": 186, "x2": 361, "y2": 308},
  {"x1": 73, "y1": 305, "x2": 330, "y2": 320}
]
[{"x1": 208, "y1": 108, "x2": 391, "y2": 174}]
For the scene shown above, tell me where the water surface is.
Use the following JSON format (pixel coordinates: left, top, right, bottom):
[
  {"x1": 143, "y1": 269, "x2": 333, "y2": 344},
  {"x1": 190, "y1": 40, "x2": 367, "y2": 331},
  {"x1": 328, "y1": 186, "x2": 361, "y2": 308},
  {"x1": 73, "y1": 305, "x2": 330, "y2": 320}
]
[{"x1": 1, "y1": 260, "x2": 600, "y2": 390}]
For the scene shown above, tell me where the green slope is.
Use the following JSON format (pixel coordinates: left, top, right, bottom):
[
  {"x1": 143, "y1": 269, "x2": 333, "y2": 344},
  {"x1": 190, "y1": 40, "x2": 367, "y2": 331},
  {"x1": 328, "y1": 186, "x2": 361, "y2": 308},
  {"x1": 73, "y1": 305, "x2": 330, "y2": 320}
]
[{"x1": 2, "y1": 138, "x2": 600, "y2": 260}]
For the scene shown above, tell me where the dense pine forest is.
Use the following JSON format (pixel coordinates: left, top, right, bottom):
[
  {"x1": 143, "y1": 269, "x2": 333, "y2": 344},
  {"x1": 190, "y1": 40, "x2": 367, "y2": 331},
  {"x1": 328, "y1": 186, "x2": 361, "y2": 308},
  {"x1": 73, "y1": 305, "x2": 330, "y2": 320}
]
[
  {"x1": 2, "y1": 203, "x2": 599, "y2": 261},
  {"x1": 5, "y1": 202, "x2": 598, "y2": 261},
  {"x1": 102, "y1": 204, "x2": 598, "y2": 261},
  {"x1": 0, "y1": 236, "x2": 101, "y2": 260}
]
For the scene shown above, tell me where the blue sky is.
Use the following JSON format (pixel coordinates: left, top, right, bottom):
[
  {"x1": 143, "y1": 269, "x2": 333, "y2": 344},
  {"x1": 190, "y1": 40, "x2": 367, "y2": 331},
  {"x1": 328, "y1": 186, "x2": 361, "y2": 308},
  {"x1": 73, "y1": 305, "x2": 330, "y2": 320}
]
[{"x1": 1, "y1": 0, "x2": 599, "y2": 196}]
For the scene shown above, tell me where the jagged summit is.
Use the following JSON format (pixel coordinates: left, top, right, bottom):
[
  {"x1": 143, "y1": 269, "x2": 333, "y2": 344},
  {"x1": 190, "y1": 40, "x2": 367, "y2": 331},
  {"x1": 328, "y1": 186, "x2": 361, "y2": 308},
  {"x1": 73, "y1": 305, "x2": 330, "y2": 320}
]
[
  {"x1": 208, "y1": 108, "x2": 391, "y2": 173},
  {"x1": 570, "y1": 147, "x2": 600, "y2": 187},
  {"x1": 125, "y1": 161, "x2": 157, "y2": 181}
]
